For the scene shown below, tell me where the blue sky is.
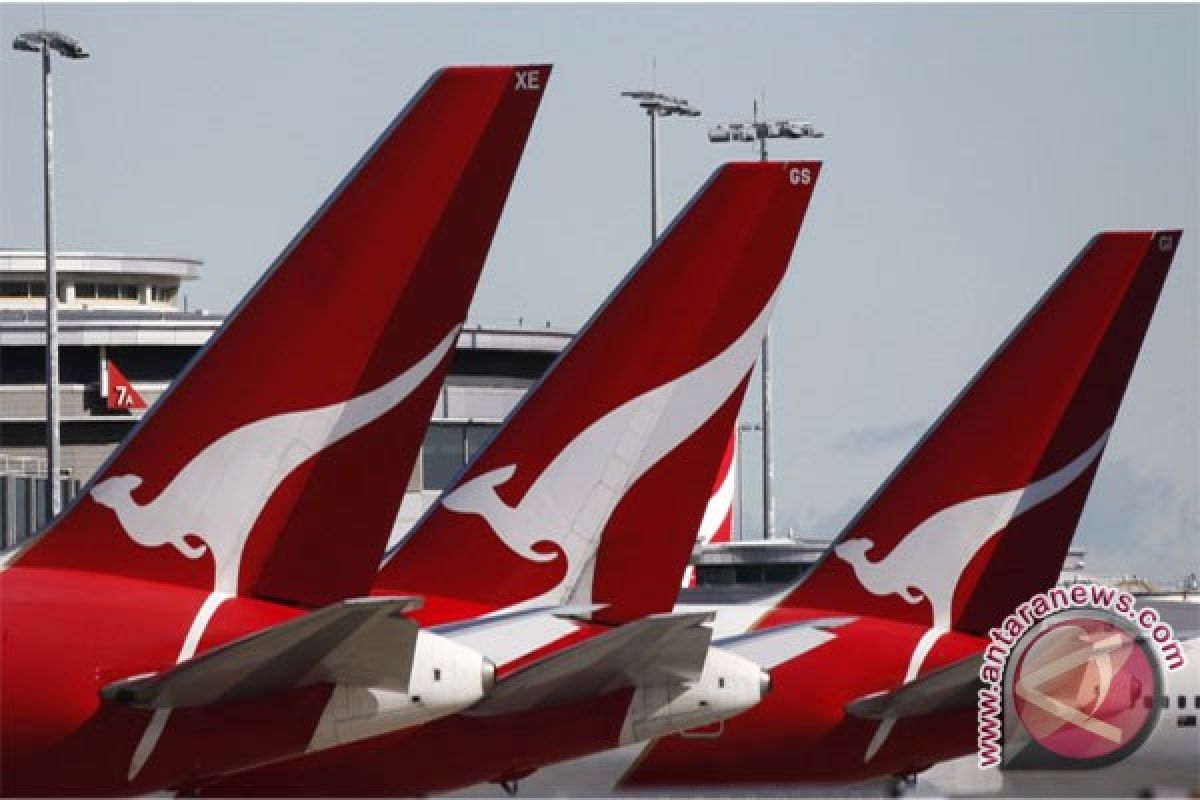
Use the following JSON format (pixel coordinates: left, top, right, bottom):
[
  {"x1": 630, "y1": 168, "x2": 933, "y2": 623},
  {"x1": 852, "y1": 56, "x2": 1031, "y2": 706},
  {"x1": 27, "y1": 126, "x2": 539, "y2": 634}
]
[{"x1": 2, "y1": 4, "x2": 1196, "y2": 583}]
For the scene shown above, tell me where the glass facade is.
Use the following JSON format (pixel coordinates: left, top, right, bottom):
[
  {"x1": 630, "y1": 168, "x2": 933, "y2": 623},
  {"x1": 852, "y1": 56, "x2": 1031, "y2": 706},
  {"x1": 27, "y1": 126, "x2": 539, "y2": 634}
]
[
  {"x1": 694, "y1": 562, "x2": 807, "y2": 586},
  {"x1": 0, "y1": 281, "x2": 46, "y2": 298},
  {"x1": 421, "y1": 422, "x2": 499, "y2": 490},
  {"x1": 74, "y1": 282, "x2": 139, "y2": 301},
  {"x1": 151, "y1": 286, "x2": 178, "y2": 303}
]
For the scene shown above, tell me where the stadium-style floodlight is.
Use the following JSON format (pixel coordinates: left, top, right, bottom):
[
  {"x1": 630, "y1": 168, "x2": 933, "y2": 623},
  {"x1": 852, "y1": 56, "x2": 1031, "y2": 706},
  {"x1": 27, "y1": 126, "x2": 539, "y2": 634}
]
[
  {"x1": 707, "y1": 122, "x2": 757, "y2": 143},
  {"x1": 12, "y1": 30, "x2": 89, "y2": 520},
  {"x1": 708, "y1": 103, "x2": 824, "y2": 161},
  {"x1": 621, "y1": 90, "x2": 701, "y2": 241},
  {"x1": 13, "y1": 30, "x2": 89, "y2": 59},
  {"x1": 709, "y1": 100, "x2": 824, "y2": 542}
]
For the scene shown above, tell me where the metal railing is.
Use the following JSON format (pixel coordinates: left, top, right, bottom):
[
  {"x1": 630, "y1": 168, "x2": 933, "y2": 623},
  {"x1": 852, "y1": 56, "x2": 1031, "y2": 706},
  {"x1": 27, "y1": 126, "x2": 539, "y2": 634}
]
[{"x1": 0, "y1": 457, "x2": 78, "y2": 548}]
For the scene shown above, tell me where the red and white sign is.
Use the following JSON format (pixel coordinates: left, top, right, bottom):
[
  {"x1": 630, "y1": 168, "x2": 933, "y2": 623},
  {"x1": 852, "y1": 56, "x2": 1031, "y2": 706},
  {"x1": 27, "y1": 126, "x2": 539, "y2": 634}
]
[{"x1": 105, "y1": 360, "x2": 147, "y2": 411}]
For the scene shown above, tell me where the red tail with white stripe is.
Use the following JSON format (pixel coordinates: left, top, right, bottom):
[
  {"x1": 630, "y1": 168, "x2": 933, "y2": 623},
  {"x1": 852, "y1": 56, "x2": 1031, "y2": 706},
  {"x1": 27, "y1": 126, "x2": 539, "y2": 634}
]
[
  {"x1": 14, "y1": 66, "x2": 551, "y2": 609},
  {"x1": 781, "y1": 231, "x2": 1183, "y2": 635},
  {"x1": 381, "y1": 162, "x2": 821, "y2": 623},
  {"x1": 683, "y1": 427, "x2": 737, "y2": 588}
]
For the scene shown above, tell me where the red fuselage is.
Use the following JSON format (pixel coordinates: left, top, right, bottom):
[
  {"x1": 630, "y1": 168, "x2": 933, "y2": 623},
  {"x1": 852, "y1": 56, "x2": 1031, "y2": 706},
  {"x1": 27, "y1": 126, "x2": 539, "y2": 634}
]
[
  {"x1": 194, "y1": 604, "x2": 987, "y2": 795},
  {"x1": 623, "y1": 607, "x2": 984, "y2": 788},
  {"x1": 0, "y1": 565, "x2": 330, "y2": 796}
]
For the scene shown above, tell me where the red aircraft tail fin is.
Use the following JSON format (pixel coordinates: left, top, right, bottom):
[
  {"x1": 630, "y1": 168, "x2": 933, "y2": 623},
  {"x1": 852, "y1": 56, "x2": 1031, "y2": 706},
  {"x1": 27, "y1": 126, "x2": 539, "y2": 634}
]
[
  {"x1": 381, "y1": 162, "x2": 821, "y2": 623},
  {"x1": 15, "y1": 66, "x2": 551, "y2": 608},
  {"x1": 683, "y1": 428, "x2": 737, "y2": 588},
  {"x1": 780, "y1": 231, "x2": 1182, "y2": 635}
]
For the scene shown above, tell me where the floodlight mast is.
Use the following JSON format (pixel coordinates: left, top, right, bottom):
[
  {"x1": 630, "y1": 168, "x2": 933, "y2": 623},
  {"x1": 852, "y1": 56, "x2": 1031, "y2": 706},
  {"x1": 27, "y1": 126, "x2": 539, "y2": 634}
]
[
  {"x1": 621, "y1": 90, "x2": 701, "y2": 242},
  {"x1": 708, "y1": 100, "x2": 824, "y2": 542},
  {"x1": 12, "y1": 30, "x2": 89, "y2": 521},
  {"x1": 735, "y1": 422, "x2": 762, "y2": 540},
  {"x1": 708, "y1": 99, "x2": 825, "y2": 162}
]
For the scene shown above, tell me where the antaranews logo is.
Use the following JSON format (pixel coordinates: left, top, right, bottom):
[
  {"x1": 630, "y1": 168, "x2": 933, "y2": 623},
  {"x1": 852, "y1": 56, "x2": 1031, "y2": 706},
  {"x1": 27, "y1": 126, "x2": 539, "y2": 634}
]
[{"x1": 976, "y1": 583, "x2": 1185, "y2": 770}]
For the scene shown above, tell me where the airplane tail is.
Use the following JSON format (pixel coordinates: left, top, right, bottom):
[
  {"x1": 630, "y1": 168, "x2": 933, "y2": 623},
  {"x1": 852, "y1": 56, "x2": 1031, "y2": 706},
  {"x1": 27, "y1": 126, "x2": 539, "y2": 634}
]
[
  {"x1": 13, "y1": 66, "x2": 551, "y2": 608},
  {"x1": 779, "y1": 231, "x2": 1183, "y2": 635},
  {"x1": 683, "y1": 427, "x2": 737, "y2": 588},
  {"x1": 380, "y1": 162, "x2": 822, "y2": 623}
]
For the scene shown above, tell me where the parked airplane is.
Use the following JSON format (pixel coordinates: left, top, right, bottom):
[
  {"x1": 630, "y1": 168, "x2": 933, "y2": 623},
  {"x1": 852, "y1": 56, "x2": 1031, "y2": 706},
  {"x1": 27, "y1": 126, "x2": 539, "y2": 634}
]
[
  {"x1": 468, "y1": 229, "x2": 1186, "y2": 795},
  {"x1": 0, "y1": 64, "x2": 550, "y2": 796},
  {"x1": 191, "y1": 160, "x2": 826, "y2": 796}
]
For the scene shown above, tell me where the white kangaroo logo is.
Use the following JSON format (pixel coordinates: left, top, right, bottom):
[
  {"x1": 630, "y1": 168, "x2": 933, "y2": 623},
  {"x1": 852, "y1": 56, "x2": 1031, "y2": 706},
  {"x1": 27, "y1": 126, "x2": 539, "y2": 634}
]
[
  {"x1": 839, "y1": 430, "x2": 1111, "y2": 763},
  {"x1": 91, "y1": 328, "x2": 458, "y2": 595},
  {"x1": 440, "y1": 294, "x2": 777, "y2": 605},
  {"x1": 834, "y1": 430, "x2": 1109, "y2": 632}
]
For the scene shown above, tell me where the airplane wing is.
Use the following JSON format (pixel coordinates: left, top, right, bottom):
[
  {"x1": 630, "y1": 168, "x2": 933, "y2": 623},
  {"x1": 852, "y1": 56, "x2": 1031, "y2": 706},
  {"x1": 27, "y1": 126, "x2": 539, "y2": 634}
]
[
  {"x1": 468, "y1": 612, "x2": 715, "y2": 715},
  {"x1": 846, "y1": 651, "x2": 983, "y2": 720},
  {"x1": 102, "y1": 597, "x2": 421, "y2": 709},
  {"x1": 846, "y1": 625, "x2": 1188, "y2": 723},
  {"x1": 716, "y1": 616, "x2": 855, "y2": 670}
]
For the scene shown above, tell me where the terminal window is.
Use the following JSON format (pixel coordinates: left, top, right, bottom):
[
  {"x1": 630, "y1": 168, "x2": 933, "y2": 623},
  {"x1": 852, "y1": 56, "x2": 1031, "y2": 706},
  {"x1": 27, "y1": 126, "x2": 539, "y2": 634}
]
[
  {"x1": 421, "y1": 422, "x2": 498, "y2": 491},
  {"x1": 0, "y1": 281, "x2": 45, "y2": 298},
  {"x1": 152, "y1": 286, "x2": 177, "y2": 303},
  {"x1": 74, "y1": 282, "x2": 140, "y2": 301}
]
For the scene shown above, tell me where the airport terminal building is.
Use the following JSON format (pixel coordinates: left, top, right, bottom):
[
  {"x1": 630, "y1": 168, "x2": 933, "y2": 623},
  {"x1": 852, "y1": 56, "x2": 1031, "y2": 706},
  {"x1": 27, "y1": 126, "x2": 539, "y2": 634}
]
[{"x1": 0, "y1": 250, "x2": 570, "y2": 546}]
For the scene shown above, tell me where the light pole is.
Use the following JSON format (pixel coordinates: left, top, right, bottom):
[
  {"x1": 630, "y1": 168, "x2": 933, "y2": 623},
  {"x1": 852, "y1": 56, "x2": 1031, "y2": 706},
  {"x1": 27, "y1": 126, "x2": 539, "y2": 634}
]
[
  {"x1": 735, "y1": 423, "x2": 761, "y2": 540},
  {"x1": 13, "y1": 30, "x2": 89, "y2": 520},
  {"x1": 709, "y1": 102, "x2": 823, "y2": 540},
  {"x1": 620, "y1": 90, "x2": 700, "y2": 241}
]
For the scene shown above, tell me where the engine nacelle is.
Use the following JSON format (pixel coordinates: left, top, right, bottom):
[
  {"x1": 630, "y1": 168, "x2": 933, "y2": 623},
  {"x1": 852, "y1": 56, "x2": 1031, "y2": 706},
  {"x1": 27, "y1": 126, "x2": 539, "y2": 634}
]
[
  {"x1": 308, "y1": 629, "x2": 494, "y2": 751},
  {"x1": 619, "y1": 646, "x2": 770, "y2": 745}
]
